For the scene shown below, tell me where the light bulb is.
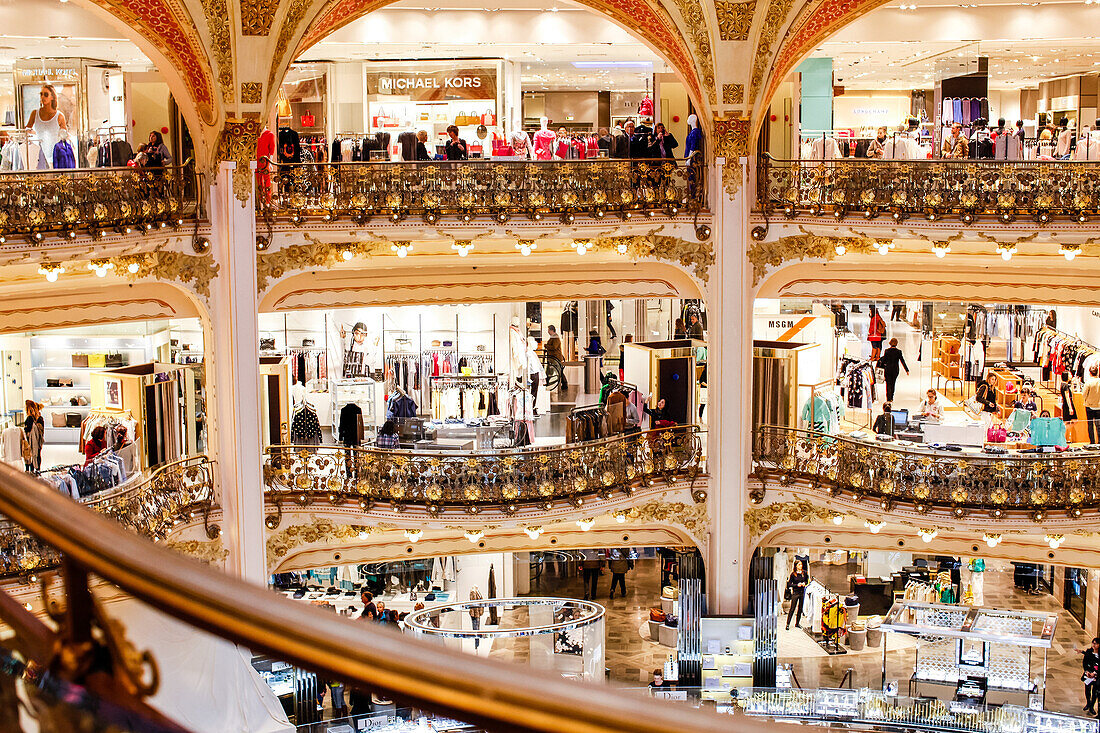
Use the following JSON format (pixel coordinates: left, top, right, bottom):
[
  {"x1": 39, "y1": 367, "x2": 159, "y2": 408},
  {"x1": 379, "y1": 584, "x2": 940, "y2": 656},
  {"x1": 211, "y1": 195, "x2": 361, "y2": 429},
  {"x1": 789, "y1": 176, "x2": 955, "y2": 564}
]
[
  {"x1": 919, "y1": 528, "x2": 937, "y2": 542},
  {"x1": 404, "y1": 529, "x2": 422, "y2": 543},
  {"x1": 341, "y1": 249, "x2": 354, "y2": 261},
  {"x1": 865, "y1": 520, "x2": 883, "y2": 534},
  {"x1": 831, "y1": 514, "x2": 844, "y2": 525},
  {"x1": 933, "y1": 244, "x2": 949, "y2": 258},
  {"x1": 878, "y1": 244, "x2": 889, "y2": 256},
  {"x1": 523, "y1": 526, "x2": 543, "y2": 539},
  {"x1": 1061, "y1": 245, "x2": 1080, "y2": 261},
  {"x1": 616, "y1": 243, "x2": 628, "y2": 254},
  {"x1": 1045, "y1": 534, "x2": 1063, "y2": 549},
  {"x1": 613, "y1": 511, "x2": 627, "y2": 523},
  {"x1": 463, "y1": 529, "x2": 484, "y2": 543},
  {"x1": 45, "y1": 270, "x2": 58, "y2": 282},
  {"x1": 127, "y1": 262, "x2": 140, "y2": 273},
  {"x1": 983, "y1": 533, "x2": 1001, "y2": 548},
  {"x1": 576, "y1": 518, "x2": 594, "y2": 531},
  {"x1": 835, "y1": 244, "x2": 846, "y2": 256},
  {"x1": 998, "y1": 245, "x2": 1015, "y2": 261}
]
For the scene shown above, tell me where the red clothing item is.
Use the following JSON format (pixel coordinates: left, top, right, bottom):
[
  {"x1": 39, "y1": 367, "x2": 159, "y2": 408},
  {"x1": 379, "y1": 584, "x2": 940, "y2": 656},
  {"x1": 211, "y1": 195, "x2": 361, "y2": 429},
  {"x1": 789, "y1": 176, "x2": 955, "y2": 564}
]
[{"x1": 84, "y1": 438, "x2": 106, "y2": 466}]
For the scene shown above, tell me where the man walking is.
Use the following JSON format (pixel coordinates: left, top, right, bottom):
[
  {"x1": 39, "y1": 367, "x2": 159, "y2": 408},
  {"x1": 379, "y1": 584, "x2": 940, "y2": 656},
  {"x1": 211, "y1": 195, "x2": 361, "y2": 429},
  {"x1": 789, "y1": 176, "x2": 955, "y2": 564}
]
[
  {"x1": 580, "y1": 549, "x2": 603, "y2": 600},
  {"x1": 608, "y1": 549, "x2": 634, "y2": 599}
]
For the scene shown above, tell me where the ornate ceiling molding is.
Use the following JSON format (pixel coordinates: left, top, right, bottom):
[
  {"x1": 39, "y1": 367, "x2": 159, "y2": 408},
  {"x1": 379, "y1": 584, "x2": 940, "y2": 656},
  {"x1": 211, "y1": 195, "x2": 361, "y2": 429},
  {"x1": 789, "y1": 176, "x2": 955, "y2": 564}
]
[
  {"x1": 745, "y1": 499, "x2": 833, "y2": 542},
  {"x1": 257, "y1": 238, "x2": 385, "y2": 292},
  {"x1": 715, "y1": 0, "x2": 755, "y2": 41},
  {"x1": 749, "y1": 0, "x2": 796, "y2": 105},
  {"x1": 268, "y1": 0, "x2": 317, "y2": 91},
  {"x1": 266, "y1": 518, "x2": 395, "y2": 568},
  {"x1": 115, "y1": 251, "x2": 220, "y2": 299},
  {"x1": 165, "y1": 538, "x2": 227, "y2": 566},
  {"x1": 198, "y1": 0, "x2": 235, "y2": 104},
  {"x1": 241, "y1": 0, "x2": 279, "y2": 34},
  {"x1": 668, "y1": 0, "x2": 717, "y2": 103},
  {"x1": 747, "y1": 231, "x2": 878, "y2": 285},
  {"x1": 86, "y1": 0, "x2": 217, "y2": 126}
]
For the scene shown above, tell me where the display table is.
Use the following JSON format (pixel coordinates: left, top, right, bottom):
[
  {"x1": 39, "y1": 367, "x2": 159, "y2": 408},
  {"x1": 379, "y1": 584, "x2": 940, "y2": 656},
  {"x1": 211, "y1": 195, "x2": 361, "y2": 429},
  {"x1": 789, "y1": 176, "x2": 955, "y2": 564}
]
[{"x1": 921, "y1": 420, "x2": 986, "y2": 446}]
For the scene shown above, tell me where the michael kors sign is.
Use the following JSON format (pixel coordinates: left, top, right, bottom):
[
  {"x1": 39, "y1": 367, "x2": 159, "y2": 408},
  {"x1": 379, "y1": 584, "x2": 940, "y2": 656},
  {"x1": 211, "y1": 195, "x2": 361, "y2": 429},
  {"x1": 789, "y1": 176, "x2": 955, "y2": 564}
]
[{"x1": 366, "y1": 67, "x2": 496, "y2": 101}]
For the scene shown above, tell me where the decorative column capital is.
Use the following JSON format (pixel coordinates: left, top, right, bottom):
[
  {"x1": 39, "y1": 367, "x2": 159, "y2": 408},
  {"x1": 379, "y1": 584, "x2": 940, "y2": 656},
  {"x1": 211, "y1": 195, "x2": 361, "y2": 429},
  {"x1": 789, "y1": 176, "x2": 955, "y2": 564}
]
[
  {"x1": 216, "y1": 119, "x2": 263, "y2": 203},
  {"x1": 712, "y1": 116, "x2": 751, "y2": 200}
]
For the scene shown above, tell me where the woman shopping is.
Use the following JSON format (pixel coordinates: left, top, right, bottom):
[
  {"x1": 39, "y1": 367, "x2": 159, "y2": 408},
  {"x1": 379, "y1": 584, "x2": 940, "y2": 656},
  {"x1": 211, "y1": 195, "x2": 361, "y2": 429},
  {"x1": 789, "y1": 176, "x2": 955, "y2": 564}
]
[
  {"x1": 785, "y1": 559, "x2": 809, "y2": 631},
  {"x1": 876, "y1": 338, "x2": 909, "y2": 402},
  {"x1": 975, "y1": 374, "x2": 1000, "y2": 426},
  {"x1": 867, "y1": 306, "x2": 886, "y2": 361}
]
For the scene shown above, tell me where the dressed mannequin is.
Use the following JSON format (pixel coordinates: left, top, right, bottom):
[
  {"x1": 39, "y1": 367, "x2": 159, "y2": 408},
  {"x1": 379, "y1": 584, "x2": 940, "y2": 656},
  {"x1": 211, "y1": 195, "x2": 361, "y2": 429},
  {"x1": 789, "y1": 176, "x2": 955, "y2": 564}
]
[
  {"x1": 525, "y1": 337, "x2": 546, "y2": 415},
  {"x1": 508, "y1": 319, "x2": 528, "y2": 385},
  {"x1": 469, "y1": 586, "x2": 484, "y2": 648},
  {"x1": 684, "y1": 114, "x2": 704, "y2": 159},
  {"x1": 967, "y1": 558, "x2": 986, "y2": 606},
  {"x1": 508, "y1": 128, "x2": 531, "y2": 159},
  {"x1": 533, "y1": 117, "x2": 556, "y2": 161},
  {"x1": 27, "y1": 84, "x2": 67, "y2": 170},
  {"x1": 256, "y1": 126, "x2": 276, "y2": 203}
]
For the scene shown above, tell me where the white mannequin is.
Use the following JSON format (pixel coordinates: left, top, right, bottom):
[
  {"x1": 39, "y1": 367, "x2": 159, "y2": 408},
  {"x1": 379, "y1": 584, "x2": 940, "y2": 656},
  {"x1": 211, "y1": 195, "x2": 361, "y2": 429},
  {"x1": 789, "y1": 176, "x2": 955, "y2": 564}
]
[
  {"x1": 534, "y1": 117, "x2": 556, "y2": 161},
  {"x1": 687, "y1": 114, "x2": 698, "y2": 129}
]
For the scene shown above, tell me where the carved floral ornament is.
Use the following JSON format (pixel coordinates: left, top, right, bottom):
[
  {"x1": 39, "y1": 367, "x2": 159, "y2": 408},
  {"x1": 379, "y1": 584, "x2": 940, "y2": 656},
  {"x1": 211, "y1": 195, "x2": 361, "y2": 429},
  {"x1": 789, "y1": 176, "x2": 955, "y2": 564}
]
[
  {"x1": 165, "y1": 538, "x2": 227, "y2": 565},
  {"x1": 713, "y1": 116, "x2": 751, "y2": 200},
  {"x1": 112, "y1": 251, "x2": 221, "y2": 300},
  {"x1": 216, "y1": 119, "x2": 263, "y2": 204},
  {"x1": 747, "y1": 232, "x2": 881, "y2": 286},
  {"x1": 256, "y1": 234, "x2": 715, "y2": 293},
  {"x1": 744, "y1": 499, "x2": 835, "y2": 541}
]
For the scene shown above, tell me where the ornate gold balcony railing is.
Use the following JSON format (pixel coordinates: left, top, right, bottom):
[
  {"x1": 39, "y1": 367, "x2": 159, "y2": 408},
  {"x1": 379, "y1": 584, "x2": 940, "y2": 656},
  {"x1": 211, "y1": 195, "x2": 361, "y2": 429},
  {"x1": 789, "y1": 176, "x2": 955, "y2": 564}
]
[
  {"x1": 757, "y1": 153, "x2": 1100, "y2": 224},
  {"x1": 258, "y1": 158, "x2": 707, "y2": 226},
  {"x1": 0, "y1": 455, "x2": 213, "y2": 579},
  {"x1": 753, "y1": 425, "x2": 1100, "y2": 519},
  {"x1": 0, "y1": 462, "x2": 743, "y2": 732},
  {"x1": 264, "y1": 425, "x2": 704, "y2": 517},
  {"x1": 0, "y1": 162, "x2": 195, "y2": 242}
]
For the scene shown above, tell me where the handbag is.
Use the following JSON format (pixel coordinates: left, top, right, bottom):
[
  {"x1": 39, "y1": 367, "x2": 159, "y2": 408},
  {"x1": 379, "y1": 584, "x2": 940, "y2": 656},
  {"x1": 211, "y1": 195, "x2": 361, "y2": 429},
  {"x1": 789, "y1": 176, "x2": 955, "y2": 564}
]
[
  {"x1": 71, "y1": 354, "x2": 89, "y2": 368},
  {"x1": 481, "y1": 109, "x2": 495, "y2": 126},
  {"x1": 649, "y1": 608, "x2": 666, "y2": 623},
  {"x1": 58, "y1": 378, "x2": 73, "y2": 388},
  {"x1": 88, "y1": 353, "x2": 106, "y2": 368},
  {"x1": 51, "y1": 413, "x2": 66, "y2": 427},
  {"x1": 65, "y1": 413, "x2": 82, "y2": 428},
  {"x1": 46, "y1": 378, "x2": 60, "y2": 388},
  {"x1": 784, "y1": 586, "x2": 792, "y2": 601},
  {"x1": 104, "y1": 353, "x2": 126, "y2": 367}
]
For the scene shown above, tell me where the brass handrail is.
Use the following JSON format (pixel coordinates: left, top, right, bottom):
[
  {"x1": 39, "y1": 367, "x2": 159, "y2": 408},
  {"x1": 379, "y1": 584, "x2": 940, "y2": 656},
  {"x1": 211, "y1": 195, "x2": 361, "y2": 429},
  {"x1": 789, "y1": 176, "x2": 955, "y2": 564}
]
[
  {"x1": 756, "y1": 152, "x2": 1100, "y2": 223},
  {"x1": 265, "y1": 425, "x2": 705, "y2": 514},
  {"x1": 0, "y1": 461, "x2": 750, "y2": 733},
  {"x1": 0, "y1": 160, "x2": 197, "y2": 240},
  {"x1": 753, "y1": 424, "x2": 1100, "y2": 518},
  {"x1": 258, "y1": 156, "x2": 707, "y2": 224},
  {"x1": 0, "y1": 455, "x2": 214, "y2": 579}
]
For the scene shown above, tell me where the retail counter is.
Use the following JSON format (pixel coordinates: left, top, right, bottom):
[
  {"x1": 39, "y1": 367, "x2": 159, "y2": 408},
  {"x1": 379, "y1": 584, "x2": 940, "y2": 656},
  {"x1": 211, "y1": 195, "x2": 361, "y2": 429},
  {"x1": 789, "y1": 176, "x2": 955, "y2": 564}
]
[{"x1": 847, "y1": 430, "x2": 1087, "y2": 459}]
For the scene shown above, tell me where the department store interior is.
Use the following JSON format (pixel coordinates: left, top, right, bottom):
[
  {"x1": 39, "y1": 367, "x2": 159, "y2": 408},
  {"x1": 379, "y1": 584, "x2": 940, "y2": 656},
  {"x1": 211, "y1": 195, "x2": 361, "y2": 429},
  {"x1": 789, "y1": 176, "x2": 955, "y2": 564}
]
[{"x1": 6, "y1": 0, "x2": 1100, "y2": 729}]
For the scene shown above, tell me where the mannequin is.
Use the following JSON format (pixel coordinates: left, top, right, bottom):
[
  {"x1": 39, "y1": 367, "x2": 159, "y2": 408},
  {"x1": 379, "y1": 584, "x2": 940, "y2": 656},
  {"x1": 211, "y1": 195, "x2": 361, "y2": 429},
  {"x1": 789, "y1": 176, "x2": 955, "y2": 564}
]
[
  {"x1": 533, "y1": 117, "x2": 556, "y2": 161},
  {"x1": 967, "y1": 558, "x2": 986, "y2": 606},
  {"x1": 469, "y1": 586, "x2": 484, "y2": 648},
  {"x1": 509, "y1": 128, "x2": 531, "y2": 159},
  {"x1": 508, "y1": 318, "x2": 528, "y2": 384},
  {"x1": 684, "y1": 114, "x2": 704, "y2": 159},
  {"x1": 526, "y1": 337, "x2": 546, "y2": 414}
]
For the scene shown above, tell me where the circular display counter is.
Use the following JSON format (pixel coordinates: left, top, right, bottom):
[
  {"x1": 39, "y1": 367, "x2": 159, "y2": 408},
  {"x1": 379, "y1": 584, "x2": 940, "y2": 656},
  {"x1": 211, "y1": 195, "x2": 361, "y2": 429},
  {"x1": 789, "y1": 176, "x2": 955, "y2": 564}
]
[{"x1": 406, "y1": 597, "x2": 606, "y2": 681}]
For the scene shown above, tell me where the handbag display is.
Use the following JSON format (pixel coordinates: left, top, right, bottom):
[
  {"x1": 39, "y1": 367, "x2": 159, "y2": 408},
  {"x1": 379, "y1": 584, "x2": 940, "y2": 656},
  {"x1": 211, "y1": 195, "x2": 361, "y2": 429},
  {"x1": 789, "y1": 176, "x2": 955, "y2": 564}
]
[
  {"x1": 104, "y1": 353, "x2": 126, "y2": 367},
  {"x1": 649, "y1": 608, "x2": 666, "y2": 623},
  {"x1": 51, "y1": 412, "x2": 67, "y2": 427},
  {"x1": 46, "y1": 378, "x2": 60, "y2": 387},
  {"x1": 481, "y1": 109, "x2": 495, "y2": 126},
  {"x1": 65, "y1": 413, "x2": 82, "y2": 428},
  {"x1": 88, "y1": 353, "x2": 106, "y2": 368},
  {"x1": 57, "y1": 378, "x2": 73, "y2": 387},
  {"x1": 71, "y1": 354, "x2": 89, "y2": 368}
]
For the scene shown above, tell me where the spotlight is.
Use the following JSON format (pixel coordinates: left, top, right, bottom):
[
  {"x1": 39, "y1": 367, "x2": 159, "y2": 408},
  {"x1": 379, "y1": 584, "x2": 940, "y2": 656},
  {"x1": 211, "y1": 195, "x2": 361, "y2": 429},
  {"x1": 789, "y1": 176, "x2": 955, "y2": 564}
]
[
  {"x1": 933, "y1": 242, "x2": 950, "y2": 258},
  {"x1": 918, "y1": 528, "x2": 937, "y2": 543},
  {"x1": 983, "y1": 532, "x2": 1001, "y2": 548},
  {"x1": 834, "y1": 243, "x2": 846, "y2": 256},
  {"x1": 391, "y1": 242, "x2": 412, "y2": 258},
  {"x1": 998, "y1": 243, "x2": 1016, "y2": 261},
  {"x1": 87, "y1": 260, "x2": 114, "y2": 277},
  {"x1": 516, "y1": 240, "x2": 536, "y2": 256},
  {"x1": 38, "y1": 264, "x2": 63, "y2": 282},
  {"x1": 616, "y1": 242, "x2": 628, "y2": 255},
  {"x1": 341, "y1": 248, "x2": 355, "y2": 261},
  {"x1": 865, "y1": 520, "x2": 883, "y2": 534},
  {"x1": 1037, "y1": 211, "x2": 1051, "y2": 224},
  {"x1": 1045, "y1": 533, "x2": 1064, "y2": 549},
  {"x1": 926, "y1": 209, "x2": 940, "y2": 222},
  {"x1": 127, "y1": 261, "x2": 141, "y2": 274},
  {"x1": 613, "y1": 511, "x2": 626, "y2": 523},
  {"x1": 451, "y1": 240, "x2": 474, "y2": 257},
  {"x1": 831, "y1": 514, "x2": 844, "y2": 525}
]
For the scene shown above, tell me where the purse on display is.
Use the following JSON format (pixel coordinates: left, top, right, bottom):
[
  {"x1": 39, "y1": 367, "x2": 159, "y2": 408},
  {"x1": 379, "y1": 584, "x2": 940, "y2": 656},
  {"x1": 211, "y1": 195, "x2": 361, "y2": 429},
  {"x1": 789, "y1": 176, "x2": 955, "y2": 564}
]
[
  {"x1": 104, "y1": 353, "x2": 126, "y2": 367},
  {"x1": 65, "y1": 413, "x2": 82, "y2": 428},
  {"x1": 260, "y1": 337, "x2": 276, "y2": 351},
  {"x1": 51, "y1": 413, "x2": 67, "y2": 427},
  {"x1": 481, "y1": 109, "x2": 495, "y2": 126},
  {"x1": 649, "y1": 608, "x2": 666, "y2": 623},
  {"x1": 88, "y1": 354, "x2": 106, "y2": 368},
  {"x1": 71, "y1": 354, "x2": 89, "y2": 368},
  {"x1": 300, "y1": 110, "x2": 316, "y2": 128},
  {"x1": 57, "y1": 378, "x2": 73, "y2": 388},
  {"x1": 46, "y1": 378, "x2": 60, "y2": 388}
]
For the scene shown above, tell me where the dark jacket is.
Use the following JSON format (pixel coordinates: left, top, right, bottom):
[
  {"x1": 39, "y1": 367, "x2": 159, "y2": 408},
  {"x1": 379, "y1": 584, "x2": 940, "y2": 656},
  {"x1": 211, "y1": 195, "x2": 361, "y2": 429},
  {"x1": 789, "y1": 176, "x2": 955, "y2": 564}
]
[
  {"x1": 873, "y1": 412, "x2": 895, "y2": 436},
  {"x1": 338, "y1": 403, "x2": 362, "y2": 447},
  {"x1": 786, "y1": 571, "x2": 808, "y2": 597},
  {"x1": 647, "y1": 131, "x2": 679, "y2": 158},
  {"x1": 628, "y1": 132, "x2": 649, "y2": 159},
  {"x1": 976, "y1": 382, "x2": 998, "y2": 412},
  {"x1": 877, "y1": 347, "x2": 909, "y2": 375},
  {"x1": 445, "y1": 138, "x2": 468, "y2": 161},
  {"x1": 416, "y1": 141, "x2": 431, "y2": 160}
]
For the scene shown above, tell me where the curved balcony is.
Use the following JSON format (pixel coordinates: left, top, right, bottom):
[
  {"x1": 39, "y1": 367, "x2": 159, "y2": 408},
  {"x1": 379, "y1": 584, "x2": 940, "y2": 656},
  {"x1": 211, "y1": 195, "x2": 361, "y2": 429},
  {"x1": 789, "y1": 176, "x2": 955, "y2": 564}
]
[
  {"x1": 0, "y1": 462, "x2": 740, "y2": 732},
  {"x1": 0, "y1": 455, "x2": 214, "y2": 579},
  {"x1": 0, "y1": 163, "x2": 197, "y2": 242},
  {"x1": 757, "y1": 154, "x2": 1100, "y2": 225},
  {"x1": 264, "y1": 425, "x2": 705, "y2": 519},
  {"x1": 753, "y1": 425, "x2": 1100, "y2": 521},
  {"x1": 258, "y1": 158, "x2": 707, "y2": 228}
]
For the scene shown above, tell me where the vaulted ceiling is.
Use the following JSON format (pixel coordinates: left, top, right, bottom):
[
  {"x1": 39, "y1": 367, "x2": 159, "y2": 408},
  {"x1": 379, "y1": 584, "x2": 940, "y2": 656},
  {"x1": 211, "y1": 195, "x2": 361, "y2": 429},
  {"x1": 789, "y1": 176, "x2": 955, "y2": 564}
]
[{"x1": 68, "y1": 0, "x2": 895, "y2": 161}]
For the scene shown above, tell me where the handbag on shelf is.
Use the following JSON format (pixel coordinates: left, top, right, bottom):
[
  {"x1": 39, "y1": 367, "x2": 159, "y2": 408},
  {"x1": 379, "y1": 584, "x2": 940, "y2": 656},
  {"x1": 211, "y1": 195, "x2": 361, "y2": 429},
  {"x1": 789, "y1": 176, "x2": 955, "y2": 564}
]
[
  {"x1": 46, "y1": 378, "x2": 60, "y2": 388},
  {"x1": 104, "y1": 353, "x2": 126, "y2": 367},
  {"x1": 51, "y1": 413, "x2": 67, "y2": 427},
  {"x1": 88, "y1": 353, "x2": 106, "y2": 368},
  {"x1": 71, "y1": 354, "x2": 89, "y2": 368},
  {"x1": 481, "y1": 109, "x2": 495, "y2": 126},
  {"x1": 57, "y1": 378, "x2": 73, "y2": 388},
  {"x1": 65, "y1": 413, "x2": 82, "y2": 428}
]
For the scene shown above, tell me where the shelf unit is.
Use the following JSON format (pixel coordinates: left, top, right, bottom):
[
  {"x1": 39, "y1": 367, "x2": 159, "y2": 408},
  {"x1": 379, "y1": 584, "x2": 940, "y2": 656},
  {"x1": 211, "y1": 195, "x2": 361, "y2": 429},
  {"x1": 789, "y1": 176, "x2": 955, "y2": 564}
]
[
  {"x1": 700, "y1": 617, "x2": 755, "y2": 700},
  {"x1": 987, "y1": 369, "x2": 1022, "y2": 419},
  {"x1": 30, "y1": 336, "x2": 148, "y2": 444},
  {"x1": 931, "y1": 336, "x2": 962, "y2": 393}
]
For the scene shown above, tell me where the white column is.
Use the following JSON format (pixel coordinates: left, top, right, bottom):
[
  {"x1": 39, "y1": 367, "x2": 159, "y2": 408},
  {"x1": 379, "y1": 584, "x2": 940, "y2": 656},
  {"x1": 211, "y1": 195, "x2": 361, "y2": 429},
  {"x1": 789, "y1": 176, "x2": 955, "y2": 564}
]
[
  {"x1": 707, "y1": 156, "x2": 753, "y2": 614},
  {"x1": 208, "y1": 162, "x2": 266, "y2": 584}
]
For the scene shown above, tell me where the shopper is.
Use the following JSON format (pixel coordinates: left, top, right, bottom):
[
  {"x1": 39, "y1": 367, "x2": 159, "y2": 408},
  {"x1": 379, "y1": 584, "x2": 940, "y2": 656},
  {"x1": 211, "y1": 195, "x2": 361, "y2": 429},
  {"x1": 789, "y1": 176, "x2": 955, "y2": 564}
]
[
  {"x1": 686, "y1": 313, "x2": 704, "y2": 340},
  {"x1": 647, "y1": 123, "x2": 678, "y2": 158},
  {"x1": 645, "y1": 397, "x2": 675, "y2": 429},
  {"x1": 1015, "y1": 120, "x2": 1026, "y2": 146},
  {"x1": 585, "y1": 329, "x2": 606, "y2": 359},
  {"x1": 22, "y1": 400, "x2": 43, "y2": 473},
  {"x1": 619, "y1": 333, "x2": 633, "y2": 381},
  {"x1": 1012, "y1": 387, "x2": 1038, "y2": 417},
  {"x1": 877, "y1": 338, "x2": 909, "y2": 402},
  {"x1": 625, "y1": 120, "x2": 648, "y2": 159},
  {"x1": 597, "y1": 127, "x2": 613, "y2": 155},
  {"x1": 544, "y1": 325, "x2": 565, "y2": 364},
  {"x1": 469, "y1": 587, "x2": 484, "y2": 649},
  {"x1": 83, "y1": 425, "x2": 108, "y2": 467},
  {"x1": 607, "y1": 549, "x2": 633, "y2": 599},
  {"x1": 360, "y1": 591, "x2": 379, "y2": 621},
  {"x1": 650, "y1": 669, "x2": 668, "y2": 689},
  {"x1": 1085, "y1": 365, "x2": 1100, "y2": 443},
  {"x1": 890, "y1": 302, "x2": 905, "y2": 321},
  {"x1": 147, "y1": 131, "x2": 172, "y2": 166},
  {"x1": 580, "y1": 549, "x2": 603, "y2": 600},
  {"x1": 785, "y1": 559, "x2": 808, "y2": 630},
  {"x1": 975, "y1": 375, "x2": 1000, "y2": 427},
  {"x1": 444, "y1": 125, "x2": 468, "y2": 160},
  {"x1": 416, "y1": 130, "x2": 431, "y2": 160},
  {"x1": 1083, "y1": 638, "x2": 1100, "y2": 714},
  {"x1": 942, "y1": 122, "x2": 969, "y2": 159},
  {"x1": 1061, "y1": 371, "x2": 1079, "y2": 426},
  {"x1": 866, "y1": 126, "x2": 887, "y2": 159},
  {"x1": 376, "y1": 420, "x2": 399, "y2": 449},
  {"x1": 1046, "y1": 309, "x2": 1058, "y2": 329},
  {"x1": 873, "y1": 402, "x2": 896, "y2": 437},
  {"x1": 918, "y1": 389, "x2": 944, "y2": 421},
  {"x1": 867, "y1": 305, "x2": 886, "y2": 361},
  {"x1": 673, "y1": 317, "x2": 687, "y2": 340}
]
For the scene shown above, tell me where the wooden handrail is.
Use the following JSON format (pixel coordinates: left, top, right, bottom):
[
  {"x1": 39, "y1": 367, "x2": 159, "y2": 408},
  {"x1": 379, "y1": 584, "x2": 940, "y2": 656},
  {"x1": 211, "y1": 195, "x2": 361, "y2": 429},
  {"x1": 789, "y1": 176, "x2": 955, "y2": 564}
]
[{"x1": 0, "y1": 462, "x2": 754, "y2": 733}]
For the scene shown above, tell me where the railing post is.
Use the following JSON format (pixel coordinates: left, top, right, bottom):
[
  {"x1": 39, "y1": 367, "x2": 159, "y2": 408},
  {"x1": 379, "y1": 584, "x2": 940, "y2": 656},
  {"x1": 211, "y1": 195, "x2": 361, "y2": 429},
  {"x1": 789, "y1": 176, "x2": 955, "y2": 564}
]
[
  {"x1": 207, "y1": 162, "x2": 266, "y2": 584},
  {"x1": 709, "y1": 150, "x2": 754, "y2": 614}
]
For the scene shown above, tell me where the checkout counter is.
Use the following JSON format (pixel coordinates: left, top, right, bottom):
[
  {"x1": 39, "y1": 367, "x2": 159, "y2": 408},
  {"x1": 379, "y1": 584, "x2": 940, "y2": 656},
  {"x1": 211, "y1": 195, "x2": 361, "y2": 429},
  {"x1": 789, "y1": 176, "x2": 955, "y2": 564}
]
[{"x1": 388, "y1": 416, "x2": 512, "y2": 451}]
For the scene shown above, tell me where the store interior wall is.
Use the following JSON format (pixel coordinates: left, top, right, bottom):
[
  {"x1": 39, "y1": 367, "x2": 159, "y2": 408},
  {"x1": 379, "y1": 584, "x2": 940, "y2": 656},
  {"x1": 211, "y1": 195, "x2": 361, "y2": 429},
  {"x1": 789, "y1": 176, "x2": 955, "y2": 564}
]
[
  {"x1": 525, "y1": 92, "x2": 600, "y2": 128},
  {"x1": 655, "y1": 73, "x2": 688, "y2": 144},
  {"x1": 329, "y1": 61, "x2": 366, "y2": 135},
  {"x1": 797, "y1": 58, "x2": 832, "y2": 135},
  {"x1": 453, "y1": 553, "x2": 514, "y2": 606},
  {"x1": 609, "y1": 91, "x2": 647, "y2": 123},
  {"x1": 127, "y1": 72, "x2": 171, "y2": 149}
]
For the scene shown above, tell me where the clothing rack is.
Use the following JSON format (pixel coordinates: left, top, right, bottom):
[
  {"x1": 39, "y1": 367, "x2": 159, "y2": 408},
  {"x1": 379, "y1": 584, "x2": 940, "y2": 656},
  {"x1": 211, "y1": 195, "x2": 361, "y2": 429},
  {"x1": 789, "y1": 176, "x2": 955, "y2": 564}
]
[{"x1": 799, "y1": 379, "x2": 837, "y2": 432}]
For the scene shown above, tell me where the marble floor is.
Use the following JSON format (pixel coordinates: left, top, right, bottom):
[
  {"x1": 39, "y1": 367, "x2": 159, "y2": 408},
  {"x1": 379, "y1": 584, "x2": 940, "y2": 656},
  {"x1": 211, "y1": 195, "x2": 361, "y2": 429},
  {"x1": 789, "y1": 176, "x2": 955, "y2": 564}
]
[{"x1": 783, "y1": 559, "x2": 1093, "y2": 717}]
